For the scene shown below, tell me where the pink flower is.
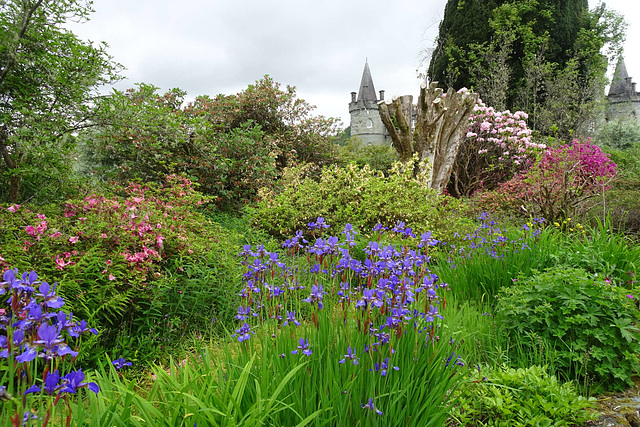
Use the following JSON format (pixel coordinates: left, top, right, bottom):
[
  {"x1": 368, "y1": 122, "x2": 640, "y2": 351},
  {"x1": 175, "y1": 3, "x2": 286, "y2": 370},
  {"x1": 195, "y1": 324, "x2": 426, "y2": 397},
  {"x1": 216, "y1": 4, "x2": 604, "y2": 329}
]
[
  {"x1": 100, "y1": 233, "x2": 108, "y2": 238},
  {"x1": 109, "y1": 274, "x2": 116, "y2": 281},
  {"x1": 25, "y1": 225, "x2": 37, "y2": 236},
  {"x1": 7, "y1": 204, "x2": 20, "y2": 212},
  {"x1": 627, "y1": 295, "x2": 634, "y2": 299},
  {"x1": 69, "y1": 236, "x2": 79, "y2": 244}
]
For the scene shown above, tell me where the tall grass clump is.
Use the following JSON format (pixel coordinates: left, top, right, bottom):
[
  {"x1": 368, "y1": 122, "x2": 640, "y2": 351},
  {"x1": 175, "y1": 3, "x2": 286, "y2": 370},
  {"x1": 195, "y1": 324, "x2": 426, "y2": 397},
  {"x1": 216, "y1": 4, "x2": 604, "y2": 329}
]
[{"x1": 431, "y1": 214, "x2": 553, "y2": 302}]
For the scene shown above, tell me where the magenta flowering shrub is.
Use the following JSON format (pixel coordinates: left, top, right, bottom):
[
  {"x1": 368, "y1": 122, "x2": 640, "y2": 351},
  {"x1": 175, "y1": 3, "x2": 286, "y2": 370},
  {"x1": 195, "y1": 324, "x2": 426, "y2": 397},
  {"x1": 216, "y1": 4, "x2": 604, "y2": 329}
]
[
  {"x1": 0, "y1": 175, "x2": 239, "y2": 361},
  {"x1": 476, "y1": 140, "x2": 617, "y2": 223},
  {"x1": 448, "y1": 100, "x2": 546, "y2": 197}
]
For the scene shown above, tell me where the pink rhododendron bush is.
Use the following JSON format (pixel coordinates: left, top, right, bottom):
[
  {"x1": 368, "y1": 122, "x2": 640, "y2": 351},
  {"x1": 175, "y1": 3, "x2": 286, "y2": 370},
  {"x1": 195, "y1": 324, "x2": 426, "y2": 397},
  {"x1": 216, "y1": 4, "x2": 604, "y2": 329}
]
[
  {"x1": 448, "y1": 97, "x2": 547, "y2": 197},
  {"x1": 0, "y1": 175, "x2": 241, "y2": 363},
  {"x1": 472, "y1": 140, "x2": 617, "y2": 223}
]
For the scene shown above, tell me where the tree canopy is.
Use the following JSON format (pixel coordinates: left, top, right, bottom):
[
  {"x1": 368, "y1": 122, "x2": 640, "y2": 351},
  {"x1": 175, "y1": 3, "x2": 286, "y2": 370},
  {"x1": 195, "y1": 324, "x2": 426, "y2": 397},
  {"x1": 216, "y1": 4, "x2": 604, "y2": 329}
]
[
  {"x1": 0, "y1": 0, "x2": 121, "y2": 203},
  {"x1": 81, "y1": 77, "x2": 340, "y2": 208},
  {"x1": 427, "y1": 0, "x2": 625, "y2": 137}
]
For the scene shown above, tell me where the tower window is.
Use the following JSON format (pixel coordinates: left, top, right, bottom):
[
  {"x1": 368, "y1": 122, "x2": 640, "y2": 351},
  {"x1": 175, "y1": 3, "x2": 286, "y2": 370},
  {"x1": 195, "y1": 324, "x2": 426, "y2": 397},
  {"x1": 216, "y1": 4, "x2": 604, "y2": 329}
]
[{"x1": 366, "y1": 119, "x2": 373, "y2": 129}]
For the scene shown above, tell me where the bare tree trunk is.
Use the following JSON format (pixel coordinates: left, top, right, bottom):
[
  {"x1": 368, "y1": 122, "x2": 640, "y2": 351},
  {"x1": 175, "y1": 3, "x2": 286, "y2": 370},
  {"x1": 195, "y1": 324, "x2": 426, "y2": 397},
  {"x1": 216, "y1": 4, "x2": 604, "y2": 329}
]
[
  {"x1": 0, "y1": 128, "x2": 22, "y2": 203},
  {"x1": 377, "y1": 95, "x2": 413, "y2": 162},
  {"x1": 379, "y1": 82, "x2": 478, "y2": 192}
]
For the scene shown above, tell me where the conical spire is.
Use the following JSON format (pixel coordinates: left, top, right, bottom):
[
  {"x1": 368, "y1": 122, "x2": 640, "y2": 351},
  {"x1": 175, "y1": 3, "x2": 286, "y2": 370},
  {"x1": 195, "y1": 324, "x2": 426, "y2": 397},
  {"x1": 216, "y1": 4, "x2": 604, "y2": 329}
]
[
  {"x1": 609, "y1": 56, "x2": 630, "y2": 96},
  {"x1": 357, "y1": 61, "x2": 378, "y2": 102}
]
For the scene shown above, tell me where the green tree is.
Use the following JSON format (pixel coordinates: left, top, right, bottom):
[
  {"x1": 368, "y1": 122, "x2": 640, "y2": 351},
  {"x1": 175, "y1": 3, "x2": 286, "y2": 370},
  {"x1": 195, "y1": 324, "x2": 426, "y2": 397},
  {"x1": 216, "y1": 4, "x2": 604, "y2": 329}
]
[
  {"x1": 81, "y1": 84, "x2": 278, "y2": 208},
  {"x1": 427, "y1": 0, "x2": 625, "y2": 137},
  {"x1": 83, "y1": 77, "x2": 340, "y2": 208},
  {"x1": 185, "y1": 76, "x2": 341, "y2": 170},
  {"x1": 0, "y1": 0, "x2": 121, "y2": 203}
]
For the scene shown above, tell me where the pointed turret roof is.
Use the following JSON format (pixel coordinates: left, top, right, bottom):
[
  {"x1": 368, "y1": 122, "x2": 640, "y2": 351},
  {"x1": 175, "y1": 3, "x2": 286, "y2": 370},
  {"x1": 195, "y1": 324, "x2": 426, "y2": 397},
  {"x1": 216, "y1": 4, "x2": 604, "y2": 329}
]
[
  {"x1": 609, "y1": 56, "x2": 630, "y2": 96},
  {"x1": 357, "y1": 61, "x2": 378, "y2": 102}
]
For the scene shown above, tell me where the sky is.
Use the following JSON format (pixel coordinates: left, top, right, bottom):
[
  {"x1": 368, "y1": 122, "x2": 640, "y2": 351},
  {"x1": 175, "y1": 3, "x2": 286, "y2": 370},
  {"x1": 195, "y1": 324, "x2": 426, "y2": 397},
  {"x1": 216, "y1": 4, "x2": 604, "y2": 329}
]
[{"x1": 69, "y1": 0, "x2": 639, "y2": 128}]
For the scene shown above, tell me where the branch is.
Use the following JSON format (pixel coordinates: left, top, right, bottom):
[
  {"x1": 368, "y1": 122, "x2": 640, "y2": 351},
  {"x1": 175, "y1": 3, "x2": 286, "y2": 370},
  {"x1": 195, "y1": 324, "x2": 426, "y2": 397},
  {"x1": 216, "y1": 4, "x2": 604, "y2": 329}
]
[{"x1": 0, "y1": 0, "x2": 46, "y2": 88}]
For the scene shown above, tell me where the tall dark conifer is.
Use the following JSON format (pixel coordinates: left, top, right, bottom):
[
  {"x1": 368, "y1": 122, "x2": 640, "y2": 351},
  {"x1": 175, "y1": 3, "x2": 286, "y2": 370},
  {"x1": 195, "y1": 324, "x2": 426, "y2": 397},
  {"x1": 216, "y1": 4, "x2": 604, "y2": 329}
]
[{"x1": 428, "y1": 0, "x2": 589, "y2": 93}]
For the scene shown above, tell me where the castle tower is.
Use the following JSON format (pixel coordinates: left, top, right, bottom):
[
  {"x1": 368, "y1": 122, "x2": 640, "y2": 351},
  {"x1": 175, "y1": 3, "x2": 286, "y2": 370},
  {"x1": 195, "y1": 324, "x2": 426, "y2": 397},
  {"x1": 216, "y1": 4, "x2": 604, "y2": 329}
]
[
  {"x1": 606, "y1": 56, "x2": 640, "y2": 124},
  {"x1": 349, "y1": 61, "x2": 390, "y2": 145}
]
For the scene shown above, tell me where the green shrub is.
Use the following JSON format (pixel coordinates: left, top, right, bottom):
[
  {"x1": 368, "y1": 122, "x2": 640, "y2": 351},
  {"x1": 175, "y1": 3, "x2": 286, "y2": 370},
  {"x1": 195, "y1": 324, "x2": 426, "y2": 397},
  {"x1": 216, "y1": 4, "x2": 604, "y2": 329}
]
[
  {"x1": 452, "y1": 365, "x2": 596, "y2": 426},
  {"x1": 335, "y1": 137, "x2": 398, "y2": 174},
  {"x1": 251, "y1": 160, "x2": 475, "y2": 239},
  {"x1": 589, "y1": 189, "x2": 640, "y2": 236},
  {"x1": 595, "y1": 116, "x2": 640, "y2": 150},
  {"x1": 496, "y1": 267, "x2": 640, "y2": 390}
]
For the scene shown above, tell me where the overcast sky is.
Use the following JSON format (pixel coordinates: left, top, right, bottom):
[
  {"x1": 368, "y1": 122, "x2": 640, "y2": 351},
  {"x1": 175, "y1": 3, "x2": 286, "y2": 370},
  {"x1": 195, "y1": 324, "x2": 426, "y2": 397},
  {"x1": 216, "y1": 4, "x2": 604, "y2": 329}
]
[{"x1": 69, "y1": 0, "x2": 639, "y2": 127}]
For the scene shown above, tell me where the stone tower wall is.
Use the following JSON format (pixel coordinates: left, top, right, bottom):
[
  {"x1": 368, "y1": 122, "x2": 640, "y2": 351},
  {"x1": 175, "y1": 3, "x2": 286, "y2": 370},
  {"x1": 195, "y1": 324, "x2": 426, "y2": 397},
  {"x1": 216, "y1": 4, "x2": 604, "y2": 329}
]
[
  {"x1": 607, "y1": 97, "x2": 640, "y2": 124},
  {"x1": 349, "y1": 100, "x2": 389, "y2": 145}
]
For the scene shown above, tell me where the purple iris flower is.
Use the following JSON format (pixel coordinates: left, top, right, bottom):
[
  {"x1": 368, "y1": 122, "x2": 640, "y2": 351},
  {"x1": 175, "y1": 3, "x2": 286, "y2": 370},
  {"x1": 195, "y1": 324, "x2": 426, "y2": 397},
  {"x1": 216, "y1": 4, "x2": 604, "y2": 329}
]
[
  {"x1": 372, "y1": 223, "x2": 387, "y2": 233},
  {"x1": 59, "y1": 370, "x2": 100, "y2": 394},
  {"x1": 291, "y1": 338, "x2": 312, "y2": 356},
  {"x1": 315, "y1": 217, "x2": 329, "y2": 229},
  {"x1": 35, "y1": 282, "x2": 64, "y2": 309},
  {"x1": 445, "y1": 352, "x2": 465, "y2": 367},
  {"x1": 2, "y1": 268, "x2": 36, "y2": 293},
  {"x1": 0, "y1": 336, "x2": 8, "y2": 358},
  {"x1": 112, "y1": 358, "x2": 133, "y2": 370},
  {"x1": 15, "y1": 344, "x2": 38, "y2": 363},
  {"x1": 303, "y1": 284, "x2": 325, "y2": 309},
  {"x1": 233, "y1": 323, "x2": 254, "y2": 342},
  {"x1": 235, "y1": 306, "x2": 251, "y2": 321},
  {"x1": 338, "y1": 346, "x2": 359, "y2": 365},
  {"x1": 69, "y1": 319, "x2": 98, "y2": 338},
  {"x1": 425, "y1": 304, "x2": 443, "y2": 322},
  {"x1": 34, "y1": 324, "x2": 63, "y2": 349},
  {"x1": 356, "y1": 289, "x2": 383, "y2": 310},
  {"x1": 361, "y1": 398, "x2": 383, "y2": 415},
  {"x1": 24, "y1": 370, "x2": 61, "y2": 395},
  {"x1": 373, "y1": 357, "x2": 398, "y2": 377},
  {"x1": 283, "y1": 311, "x2": 300, "y2": 326},
  {"x1": 419, "y1": 231, "x2": 439, "y2": 248}
]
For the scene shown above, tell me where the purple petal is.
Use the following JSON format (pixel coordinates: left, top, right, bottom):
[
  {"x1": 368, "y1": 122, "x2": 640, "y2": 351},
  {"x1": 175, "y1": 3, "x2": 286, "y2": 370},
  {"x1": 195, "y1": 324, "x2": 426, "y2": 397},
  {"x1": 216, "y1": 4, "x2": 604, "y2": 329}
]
[
  {"x1": 16, "y1": 347, "x2": 38, "y2": 363},
  {"x1": 23, "y1": 385, "x2": 42, "y2": 395}
]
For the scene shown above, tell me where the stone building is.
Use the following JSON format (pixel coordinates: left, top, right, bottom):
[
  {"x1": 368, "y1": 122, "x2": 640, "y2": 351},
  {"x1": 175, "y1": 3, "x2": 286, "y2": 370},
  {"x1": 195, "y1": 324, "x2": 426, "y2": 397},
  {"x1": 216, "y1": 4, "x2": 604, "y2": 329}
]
[
  {"x1": 349, "y1": 61, "x2": 390, "y2": 145},
  {"x1": 606, "y1": 56, "x2": 640, "y2": 124}
]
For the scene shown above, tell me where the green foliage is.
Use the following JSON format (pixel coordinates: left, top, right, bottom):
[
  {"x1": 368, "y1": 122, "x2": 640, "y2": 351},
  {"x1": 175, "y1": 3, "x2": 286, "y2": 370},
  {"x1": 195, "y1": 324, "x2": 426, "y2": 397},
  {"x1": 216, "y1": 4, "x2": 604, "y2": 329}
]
[
  {"x1": 0, "y1": 0, "x2": 121, "y2": 203},
  {"x1": 596, "y1": 117, "x2": 640, "y2": 150},
  {"x1": 496, "y1": 266, "x2": 640, "y2": 390},
  {"x1": 452, "y1": 365, "x2": 596, "y2": 426},
  {"x1": 604, "y1": 143, "x2": 640, "y2": 188},
  {"x1": 427, "y1": 0, "x2": 625, "y2": 137},
  {"x1": 335, "y1": 137, "x2": 398, "y2": 174},
  {"x1": 185, "y1": 76, "x2": 340, "y2": 171},
  {"x1": 82, "y1": 84, "x2": 278, "y2": 208},
  {"x1": 588, "y1": 189, "x2": 640, "y2": 236},
  {"x1": 250, "y1": 160, "x2": 475, "y2": 239}
]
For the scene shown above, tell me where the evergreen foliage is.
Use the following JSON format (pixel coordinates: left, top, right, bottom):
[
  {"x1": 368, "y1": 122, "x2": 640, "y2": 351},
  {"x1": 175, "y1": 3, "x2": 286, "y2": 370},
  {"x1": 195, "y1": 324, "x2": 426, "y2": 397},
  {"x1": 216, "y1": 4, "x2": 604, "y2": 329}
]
[{"x1": 427, "y1": 0, "x2": 623, "y2": 137}]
